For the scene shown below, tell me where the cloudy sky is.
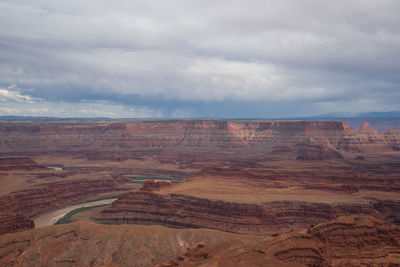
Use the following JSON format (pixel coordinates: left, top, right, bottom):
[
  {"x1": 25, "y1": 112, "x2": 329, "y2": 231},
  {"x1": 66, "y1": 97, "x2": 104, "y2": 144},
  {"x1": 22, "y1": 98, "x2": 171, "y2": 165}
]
[{"x1": 0, "y1": 0, "x2": 399, "y2": 118}]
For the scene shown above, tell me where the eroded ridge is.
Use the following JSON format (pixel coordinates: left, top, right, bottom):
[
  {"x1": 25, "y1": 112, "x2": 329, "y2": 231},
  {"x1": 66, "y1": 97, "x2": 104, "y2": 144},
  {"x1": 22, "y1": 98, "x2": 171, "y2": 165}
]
[
  {"x1": 94, "y1": 191, "x2": 400, "y2": 235},
  {"x1": 158, "y1": 215, "x2": 400, "y2": 267}
]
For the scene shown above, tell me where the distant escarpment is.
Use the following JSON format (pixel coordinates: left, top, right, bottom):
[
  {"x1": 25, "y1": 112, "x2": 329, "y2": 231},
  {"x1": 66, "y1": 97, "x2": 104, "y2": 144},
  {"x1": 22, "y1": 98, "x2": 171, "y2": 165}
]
[
  {"x1": 159, "y1": 215, "x2": 400, "y2": 267},
  {"x1": 95, "y1": 192, "x2": 399, "y2": 235},
  {"x1": 1, "y1": 120, "x2": 399, "y2": 157},
  {"x1": 0, "y1": 175, "x2": 130, "y2": 235},
  {"x1": 196, "y1": 166, "x2": 400, "y2": 192},
  {"x1": 0, "y1": 157, "x2": 45, "y2": 170}
]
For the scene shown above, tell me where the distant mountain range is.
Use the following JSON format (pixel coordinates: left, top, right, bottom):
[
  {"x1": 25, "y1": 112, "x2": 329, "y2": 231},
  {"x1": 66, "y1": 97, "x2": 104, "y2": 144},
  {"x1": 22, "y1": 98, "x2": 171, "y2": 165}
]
[
  {"x1": 305, "y1": 111, "x2": 400, "y2": 119},
  {"x1": 356, "y1": 111, "x2": 400, "y2": 118},
  {"x1": 0, "y1": 111, "x2": 400, "y2": 120}
]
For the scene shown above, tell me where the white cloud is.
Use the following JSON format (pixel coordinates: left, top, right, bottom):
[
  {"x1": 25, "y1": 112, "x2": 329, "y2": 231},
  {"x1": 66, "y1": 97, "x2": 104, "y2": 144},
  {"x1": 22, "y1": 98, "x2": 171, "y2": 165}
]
[{"x1": 0, "y1": 85, "x2": 37, "y2": 103}]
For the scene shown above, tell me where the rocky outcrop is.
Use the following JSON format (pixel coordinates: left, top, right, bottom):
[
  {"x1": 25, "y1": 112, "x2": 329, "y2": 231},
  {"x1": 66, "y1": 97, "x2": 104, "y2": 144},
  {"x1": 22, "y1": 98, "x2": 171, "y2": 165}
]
[
  {"x1": 0, "y1": 214, "x2": 398, "y2": 266},
  {"x1": 0, "y1": 213, "x2": 34, "y2": 235},
  {"x1": 1, "y1": 215, "x2": 398, "y2": 267},
  {"x1": 0, "y1": 175, "x2": 130, "y2": 222},
  {"x1": 141, "y1": 179, "x2": 173, "y2": 192},
  {"x1": 359, "y1": 121, "x2": 377, "y2": 134},
  {"x1": 307, "y1": 216, "x2": 400, "y2": 265},
  {"x1": 159, "y1": 215, "x2": 400, "y2": 267},
  {"x1": 0, "y1": 157, "x2": 45, "y2": 170},
  {"x1": 0, "y1": 222, "x2": 240, "y2": 267},
  {"x1": 372, "y1": 200, "x2": 400, "y2": 224},
  {"x1": 95, "y1": 192, "x2": 400, "y2": 235}
]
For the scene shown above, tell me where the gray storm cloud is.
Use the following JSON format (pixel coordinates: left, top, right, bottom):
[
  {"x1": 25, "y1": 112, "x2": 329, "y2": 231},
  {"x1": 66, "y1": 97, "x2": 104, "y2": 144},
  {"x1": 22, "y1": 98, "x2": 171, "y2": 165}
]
[{"x1": 0, "y1": 0, "x2": 399, "y2": 117}]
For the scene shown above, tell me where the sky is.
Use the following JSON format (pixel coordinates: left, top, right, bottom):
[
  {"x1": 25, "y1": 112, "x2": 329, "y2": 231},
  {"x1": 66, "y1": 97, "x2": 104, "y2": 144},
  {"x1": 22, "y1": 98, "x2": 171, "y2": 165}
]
[{"x1": 0, "y1": 0, "x2": 400, "y2": 118}]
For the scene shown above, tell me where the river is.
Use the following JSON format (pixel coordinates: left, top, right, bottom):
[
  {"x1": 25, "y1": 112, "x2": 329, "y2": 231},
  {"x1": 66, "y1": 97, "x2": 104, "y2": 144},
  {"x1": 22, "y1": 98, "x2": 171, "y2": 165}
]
[{"x1": 33, "y1": 198, "x2": 117, "y2": 228}]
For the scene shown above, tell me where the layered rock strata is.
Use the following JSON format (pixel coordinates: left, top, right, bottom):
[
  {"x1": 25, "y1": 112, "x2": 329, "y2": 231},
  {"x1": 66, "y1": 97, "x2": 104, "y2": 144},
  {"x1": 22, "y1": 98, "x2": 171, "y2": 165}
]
[
  {"x1": 196, "y1": 166, "x2": 400, "y2": 192},
  {"x1": 1, "y1": 120, "x2": 399, "y2": 155},
  {"x1": 1, "y1": 215, "x2": 397, "y2": 267},
  {"x1": 95, "y1": 192, "x2": 399, "y2": 235},
  {"x1": 0, "y1": 157, "x2": 45, "y2": 170},
  {"x1": 0, "y1": 213, "x2": 34, "y2": 235},
  {"x1": 159, "y1": 215, "x2": 400, "y2": 267}
]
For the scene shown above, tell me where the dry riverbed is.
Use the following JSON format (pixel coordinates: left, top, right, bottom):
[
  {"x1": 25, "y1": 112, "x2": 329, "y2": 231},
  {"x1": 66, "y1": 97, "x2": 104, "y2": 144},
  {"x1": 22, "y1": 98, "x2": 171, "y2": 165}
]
[{"x1": 33, "y1": 198, "x2": 117, "y2": 228}]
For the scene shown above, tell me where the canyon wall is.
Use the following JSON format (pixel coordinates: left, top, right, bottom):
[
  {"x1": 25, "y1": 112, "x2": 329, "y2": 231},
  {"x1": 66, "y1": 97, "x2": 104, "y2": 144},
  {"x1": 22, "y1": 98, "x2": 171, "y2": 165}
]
[
  {"x1": 95, "y1": 191, "x2": 399, "y2": 235},
  {"x1": 197, "y1": 165, "x2": 400, "y2": 192},
  {"x1": 0, "y1": 175, "x2": 129, "y2": 220},
  {"x1": 0, "y1": 213, "x2": 34, "y2": 235},
  {"x1": 1, "y1": 120, "x2": 399, "y2": 155},
  {"x1": 0, "y1": 157, "x2": 46, "y2": 170}
]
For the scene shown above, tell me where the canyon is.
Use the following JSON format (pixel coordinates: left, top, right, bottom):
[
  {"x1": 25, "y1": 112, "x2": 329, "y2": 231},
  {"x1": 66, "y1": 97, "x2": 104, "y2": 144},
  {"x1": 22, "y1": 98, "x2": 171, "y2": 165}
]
[
  {"x1": 0, "y1": 175, "x2": 129, "y2": 219},
  {"x1": 0, "y1": 119, "x2": 399, "y2": 266},
  {"x1": 95, "y1": 191, "x2": 400, "y2": 235}
]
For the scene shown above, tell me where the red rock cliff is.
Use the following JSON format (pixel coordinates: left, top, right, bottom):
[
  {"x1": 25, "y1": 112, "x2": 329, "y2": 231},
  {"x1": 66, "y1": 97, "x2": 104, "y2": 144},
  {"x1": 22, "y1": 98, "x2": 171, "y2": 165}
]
[
  {"x1": 1, "y1": 120, "x2": 399, "y2": 155},
  {"x1": 0, "y1": 213, "x2": 34, "y2": 235},
  {"x1": 95, "y1": 191, "x2": 399, "y2": 235},
  {"x1": 0, "y1": 175, "x2": 129, "y2": 221}
]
